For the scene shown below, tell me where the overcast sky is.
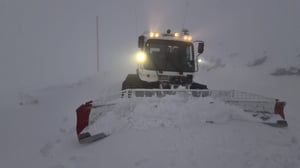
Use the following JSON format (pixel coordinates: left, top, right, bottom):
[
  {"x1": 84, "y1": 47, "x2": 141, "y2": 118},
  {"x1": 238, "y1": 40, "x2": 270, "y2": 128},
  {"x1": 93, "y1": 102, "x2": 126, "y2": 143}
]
[{"x1": 0, "y1": 0, "x2": 299, "y2": 97}]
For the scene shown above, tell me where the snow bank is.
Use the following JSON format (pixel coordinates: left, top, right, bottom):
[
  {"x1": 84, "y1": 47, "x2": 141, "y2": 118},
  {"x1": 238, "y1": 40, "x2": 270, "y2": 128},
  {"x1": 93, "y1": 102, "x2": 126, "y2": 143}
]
[{"x1": 88, "y1": 95, "x2": 249, "y2": 135}]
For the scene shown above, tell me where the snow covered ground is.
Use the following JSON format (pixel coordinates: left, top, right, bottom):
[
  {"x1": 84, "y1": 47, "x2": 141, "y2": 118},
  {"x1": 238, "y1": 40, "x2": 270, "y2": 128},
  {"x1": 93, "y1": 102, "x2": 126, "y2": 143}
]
[
  {"x1": 1, "y1": 73, "x2": 300, "y2": 168},
  {"x1": 1, "y1": 0, "x2": 299, "y2": 167}
]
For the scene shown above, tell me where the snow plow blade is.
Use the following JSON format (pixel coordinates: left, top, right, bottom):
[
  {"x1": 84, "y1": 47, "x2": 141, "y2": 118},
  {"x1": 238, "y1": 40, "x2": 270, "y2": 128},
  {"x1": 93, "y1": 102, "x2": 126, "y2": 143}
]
[
  {"x1": 76, "y1": 100, "x2": 117, "y2": 144},
  {"x1": 76, "y1": 89, "x2": 287, "y2": 144},
  {"x1": 78, "y1": 132, "x2": 107, "y2": 144}
]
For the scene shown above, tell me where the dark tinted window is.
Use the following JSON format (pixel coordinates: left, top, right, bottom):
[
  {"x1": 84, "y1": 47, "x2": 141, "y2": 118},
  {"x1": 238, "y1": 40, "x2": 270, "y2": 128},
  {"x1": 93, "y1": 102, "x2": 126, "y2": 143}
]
[{"x1": 144, "y1": 39, "x2": 195, "y2": 72}]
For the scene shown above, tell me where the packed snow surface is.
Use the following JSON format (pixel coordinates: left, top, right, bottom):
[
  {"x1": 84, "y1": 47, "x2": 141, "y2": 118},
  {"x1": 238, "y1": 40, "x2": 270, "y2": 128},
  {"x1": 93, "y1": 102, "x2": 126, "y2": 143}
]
[{"x1": 1, "y1": 75, "x2": 300, "y2": 168}]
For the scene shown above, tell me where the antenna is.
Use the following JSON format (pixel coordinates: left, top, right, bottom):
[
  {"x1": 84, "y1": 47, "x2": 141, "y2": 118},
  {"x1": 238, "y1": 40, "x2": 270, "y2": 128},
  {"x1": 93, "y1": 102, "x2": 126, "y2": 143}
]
[
  {"x1": 96, "y1": 16, "x2": 99, "y2": 73},
  {"x1": 182, "y1": 0, "x2": 189, "y2": 30},
  {"x1": 134, "y1": 0, "x2": 139, "y2": 37}
]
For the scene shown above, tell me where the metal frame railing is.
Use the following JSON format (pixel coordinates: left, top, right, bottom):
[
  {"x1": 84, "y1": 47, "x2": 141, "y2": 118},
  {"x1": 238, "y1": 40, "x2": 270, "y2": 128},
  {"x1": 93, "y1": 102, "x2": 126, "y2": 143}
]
[{"x1": 91, "y1": 89, "x2": 277, "y2": 114}]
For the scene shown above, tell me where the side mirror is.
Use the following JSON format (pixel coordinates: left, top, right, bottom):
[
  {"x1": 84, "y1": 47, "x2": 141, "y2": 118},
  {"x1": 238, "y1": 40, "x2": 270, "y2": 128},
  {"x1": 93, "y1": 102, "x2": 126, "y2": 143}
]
[
  {"x1": 198, "y1": 41, "x2": 204, "y2": 54},
  {"x1": 138, "y1": 35, "x2": 145, "y2": 48}
]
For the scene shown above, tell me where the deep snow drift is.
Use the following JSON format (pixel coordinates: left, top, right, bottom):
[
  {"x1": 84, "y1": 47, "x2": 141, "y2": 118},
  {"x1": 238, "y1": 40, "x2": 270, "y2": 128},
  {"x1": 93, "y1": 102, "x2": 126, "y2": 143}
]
[{"x1": 1, "y1": 73, "x2": 300, "y2": 168}]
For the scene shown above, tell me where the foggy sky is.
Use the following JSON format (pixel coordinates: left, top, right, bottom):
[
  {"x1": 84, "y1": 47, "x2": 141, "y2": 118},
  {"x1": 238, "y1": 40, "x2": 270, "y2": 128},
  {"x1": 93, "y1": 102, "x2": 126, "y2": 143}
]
[{"x1": 0, "y1": 0, "x2": 299, "y2": 97}]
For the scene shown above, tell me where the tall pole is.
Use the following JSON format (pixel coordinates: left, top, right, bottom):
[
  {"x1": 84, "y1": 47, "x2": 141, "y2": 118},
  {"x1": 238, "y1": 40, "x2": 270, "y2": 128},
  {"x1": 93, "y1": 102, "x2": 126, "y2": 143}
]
[{"x1": 96, "y1": 16, "x2": 99, "y2": 72}]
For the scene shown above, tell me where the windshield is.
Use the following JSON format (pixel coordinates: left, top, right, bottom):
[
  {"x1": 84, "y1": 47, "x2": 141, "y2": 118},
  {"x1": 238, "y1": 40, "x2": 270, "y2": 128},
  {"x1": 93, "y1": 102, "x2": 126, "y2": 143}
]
[{"x1": 143, "y1": 39, "x2": 195, "y2": 72}]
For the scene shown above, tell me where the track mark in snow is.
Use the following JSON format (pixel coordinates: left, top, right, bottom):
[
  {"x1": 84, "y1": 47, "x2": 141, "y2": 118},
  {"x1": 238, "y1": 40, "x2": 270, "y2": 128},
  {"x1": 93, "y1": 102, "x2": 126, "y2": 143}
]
[
  {"x1": 69, "y1": 155, "x2": 86, "y2": 162},
  {"x1": 40, "y1": 143, "x2": 54, "y2": 157},
  {"x1": 62, "y1": 117, "x2": 68, "y2": 123},
  {"x1": 18, "y1": 92, "x2": 39, "y2": 106},
  {"x1": 290, "y1": 137, "x2": 298, "y2": 144},
  {"x1": 59, "y1": 128, "x2": 67, "y2": 133},
  {"x1": 40, "y1": 138, "x2": 62, "y2": 158},
  {"x1": 53, "y1": 155, "x2": 87, "y2": 168},
  {"x1": 228, "y1": 52, "x2": 239, "y2": 58}
]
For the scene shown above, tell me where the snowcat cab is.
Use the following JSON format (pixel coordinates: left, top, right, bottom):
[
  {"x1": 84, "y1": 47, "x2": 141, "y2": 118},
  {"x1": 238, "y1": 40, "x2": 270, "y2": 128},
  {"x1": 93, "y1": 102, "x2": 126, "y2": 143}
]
[{"x1": 122, "y1": 29, "x2": 207, "y2": 92}]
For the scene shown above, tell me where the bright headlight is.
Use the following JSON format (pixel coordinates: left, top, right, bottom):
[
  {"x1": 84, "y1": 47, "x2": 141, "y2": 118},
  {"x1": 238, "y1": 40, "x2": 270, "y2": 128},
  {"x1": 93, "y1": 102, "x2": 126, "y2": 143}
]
[
  {"x1": 136, "y1": 52, "x2": 146, "y2": 63},
  {"x1": 155, "y1": 33, "x2": 160, "y2": 38},
  {"x1": 183, "y1": 35, "x2": 192, "y2": 41},
  {"x1": 150, "y1": 32, "x2": 154, "y2": 38},
  {"x1": 198, "y1": 58, "x2": 203, "y2": 63}
]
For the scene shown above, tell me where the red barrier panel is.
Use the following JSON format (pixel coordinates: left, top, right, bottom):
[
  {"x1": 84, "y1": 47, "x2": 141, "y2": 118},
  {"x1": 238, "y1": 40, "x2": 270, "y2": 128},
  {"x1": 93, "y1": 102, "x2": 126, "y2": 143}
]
[
  {"x1": 274, "y1": 99, "x2": 286, "y2": 120},
  {"x1": 76, "y1": 101, "x2": 93, "y2": 135}
]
